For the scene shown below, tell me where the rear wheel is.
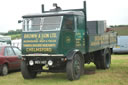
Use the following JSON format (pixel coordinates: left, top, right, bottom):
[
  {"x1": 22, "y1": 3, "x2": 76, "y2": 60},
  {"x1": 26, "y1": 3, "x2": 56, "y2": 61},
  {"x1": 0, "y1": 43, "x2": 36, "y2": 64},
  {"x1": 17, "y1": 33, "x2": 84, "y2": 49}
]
[
  {"x1": 1, "y1": 64, "x2": 8, "y2": 76},
  {"x1": 66, "y1": 54, "x2": 82, "y2": 81},
  {"x1": 21, "y1": 61, "x2": 37, "y2": 79},
  {"x1": 94, "y1": 48, "x2": 111, "y2": 69},
  {"x1": 100, "y1": 49, "x2": 111, "y2": 69}
]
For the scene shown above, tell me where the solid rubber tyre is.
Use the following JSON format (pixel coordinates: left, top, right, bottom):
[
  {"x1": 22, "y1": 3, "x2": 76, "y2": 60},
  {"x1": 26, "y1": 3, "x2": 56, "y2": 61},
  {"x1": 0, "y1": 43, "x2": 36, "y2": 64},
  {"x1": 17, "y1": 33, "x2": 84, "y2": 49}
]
[
  {"x1": 100, "y1": 49, "x2": 111, "y2": 69},
  {"x1": 21, "y1": 61, "x2": 37, "y2": 79},
  {"x1": 66, "y1": 54, "x2": 82, "y2": 81},
  {"x1": 94, "y1": 49, "x2": 111, "y2": 69}
]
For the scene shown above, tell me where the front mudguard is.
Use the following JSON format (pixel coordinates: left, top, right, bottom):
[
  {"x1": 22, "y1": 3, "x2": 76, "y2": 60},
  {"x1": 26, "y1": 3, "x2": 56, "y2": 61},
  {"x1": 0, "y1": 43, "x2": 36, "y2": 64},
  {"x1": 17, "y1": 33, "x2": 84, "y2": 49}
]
[
  {"x1": 66, "y1": 49, "x2": 84, "y2": 61},
  {"x1": 66, "y1": 49, "x2": 85, "y2": 75}
]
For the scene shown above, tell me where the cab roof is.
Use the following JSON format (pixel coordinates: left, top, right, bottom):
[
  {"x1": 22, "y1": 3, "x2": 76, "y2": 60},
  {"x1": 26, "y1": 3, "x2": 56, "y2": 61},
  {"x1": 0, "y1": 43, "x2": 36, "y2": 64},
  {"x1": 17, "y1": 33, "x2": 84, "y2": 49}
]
[{"x1": 22, "y1": 11, "x2": 84, "y2": 18}]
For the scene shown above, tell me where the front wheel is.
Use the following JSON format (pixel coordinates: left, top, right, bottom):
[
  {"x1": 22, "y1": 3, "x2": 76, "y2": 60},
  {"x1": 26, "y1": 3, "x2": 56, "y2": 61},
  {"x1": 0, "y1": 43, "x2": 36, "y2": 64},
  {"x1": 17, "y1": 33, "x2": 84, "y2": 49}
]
[
  {"x1": 21, "y1": 61, "x2": 37, "y2": 79},
  {"x1": 66, "y1": 54, "x2": 82, "y2": 81},
  {"x1": 1, "y1": 64, "x2": 8, "y2": 76}
]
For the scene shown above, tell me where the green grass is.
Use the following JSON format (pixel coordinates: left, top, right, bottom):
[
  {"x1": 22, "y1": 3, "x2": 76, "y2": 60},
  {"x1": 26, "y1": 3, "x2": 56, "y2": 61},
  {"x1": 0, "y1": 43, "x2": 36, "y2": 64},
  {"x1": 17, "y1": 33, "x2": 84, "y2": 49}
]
[
  {"x1": 0, "y1": 54, "x2": 128, "y2": 85},
  {"x1": 113, "y1": 26, "x2": 128, "y2": 35}
]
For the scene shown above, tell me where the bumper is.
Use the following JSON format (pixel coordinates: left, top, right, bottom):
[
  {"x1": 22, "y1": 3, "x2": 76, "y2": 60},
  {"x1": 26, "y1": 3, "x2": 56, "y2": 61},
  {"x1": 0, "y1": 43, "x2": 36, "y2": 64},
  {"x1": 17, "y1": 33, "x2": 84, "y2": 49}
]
[{"x1": 22, "y1": 54, "x2": 67, "y2": 72}]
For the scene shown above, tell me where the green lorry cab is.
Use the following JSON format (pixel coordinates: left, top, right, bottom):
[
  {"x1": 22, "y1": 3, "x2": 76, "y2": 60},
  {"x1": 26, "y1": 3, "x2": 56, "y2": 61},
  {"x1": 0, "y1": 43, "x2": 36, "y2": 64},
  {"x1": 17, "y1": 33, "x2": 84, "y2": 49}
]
[{"x1": 20, "y1": 1, "x2": 117, "y2": 80}]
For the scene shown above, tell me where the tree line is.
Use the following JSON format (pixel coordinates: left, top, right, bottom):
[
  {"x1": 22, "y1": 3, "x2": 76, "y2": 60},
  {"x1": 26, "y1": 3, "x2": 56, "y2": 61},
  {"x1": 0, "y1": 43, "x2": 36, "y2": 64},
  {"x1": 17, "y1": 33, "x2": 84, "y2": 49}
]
[
  {"x1": 3, "y1": 29, "x2": 22, "y2": 35},
  {"x1": 109, "y1": 25, "x2": 128, "y2": 28}
]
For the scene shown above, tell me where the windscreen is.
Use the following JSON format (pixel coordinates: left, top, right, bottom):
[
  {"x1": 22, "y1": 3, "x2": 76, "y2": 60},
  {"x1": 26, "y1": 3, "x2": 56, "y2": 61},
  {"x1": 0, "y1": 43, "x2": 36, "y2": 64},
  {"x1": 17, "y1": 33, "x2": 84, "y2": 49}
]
[{"x1": 23, "y1": 16, "x2": 62, "y2": 31}]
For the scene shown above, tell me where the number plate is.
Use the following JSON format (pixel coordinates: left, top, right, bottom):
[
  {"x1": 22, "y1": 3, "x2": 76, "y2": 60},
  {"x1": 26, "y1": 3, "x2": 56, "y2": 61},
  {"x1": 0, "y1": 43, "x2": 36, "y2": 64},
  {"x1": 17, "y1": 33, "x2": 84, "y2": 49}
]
[{"x1": 35, "y1": 61, "x2": 47, "y2": 64}]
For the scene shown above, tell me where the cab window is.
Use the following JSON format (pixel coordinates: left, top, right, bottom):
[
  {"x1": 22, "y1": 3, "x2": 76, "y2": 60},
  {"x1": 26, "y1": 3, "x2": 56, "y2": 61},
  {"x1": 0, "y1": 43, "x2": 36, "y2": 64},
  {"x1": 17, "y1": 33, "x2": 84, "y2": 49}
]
[{"x1": 62, "y1": 16, "x2": 74, "y2": 31}]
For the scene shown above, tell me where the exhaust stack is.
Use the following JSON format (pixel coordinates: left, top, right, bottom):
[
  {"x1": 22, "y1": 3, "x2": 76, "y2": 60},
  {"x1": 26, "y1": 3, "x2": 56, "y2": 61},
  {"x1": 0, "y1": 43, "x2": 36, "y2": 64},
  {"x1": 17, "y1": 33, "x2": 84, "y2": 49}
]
[{"x1": 42, "y1": 4, "x2": 44, "y2": 13}]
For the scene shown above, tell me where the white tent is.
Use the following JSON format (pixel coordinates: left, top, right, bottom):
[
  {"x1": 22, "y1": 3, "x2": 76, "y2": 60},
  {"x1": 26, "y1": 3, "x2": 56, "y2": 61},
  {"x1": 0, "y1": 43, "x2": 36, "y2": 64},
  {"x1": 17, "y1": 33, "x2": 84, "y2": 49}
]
[
  {"x1": 11, "y1": 39, "x2": 22, "y2": 49},
  {"x1": 113, "y1": 36, "x2": 128, "y2": 53}
]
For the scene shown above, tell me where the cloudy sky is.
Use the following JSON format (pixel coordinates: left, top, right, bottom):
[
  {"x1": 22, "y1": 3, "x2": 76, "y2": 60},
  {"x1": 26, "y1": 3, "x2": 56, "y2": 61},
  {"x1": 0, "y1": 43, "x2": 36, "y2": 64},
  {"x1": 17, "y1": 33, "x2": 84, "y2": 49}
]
[{"x1": 0, "y1": 0, "x2": 128, "y2": 32}]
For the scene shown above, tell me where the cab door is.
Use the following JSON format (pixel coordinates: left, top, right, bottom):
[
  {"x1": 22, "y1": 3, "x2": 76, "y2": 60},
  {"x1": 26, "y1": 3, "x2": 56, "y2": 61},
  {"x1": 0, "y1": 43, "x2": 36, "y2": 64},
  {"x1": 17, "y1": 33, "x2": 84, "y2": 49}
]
[
  {"x1": 75, "y1": 16, "x2": 86, "y2": 53},
  {"x1": 61, "y1": 16, "x2": 75, "y2": 53}
]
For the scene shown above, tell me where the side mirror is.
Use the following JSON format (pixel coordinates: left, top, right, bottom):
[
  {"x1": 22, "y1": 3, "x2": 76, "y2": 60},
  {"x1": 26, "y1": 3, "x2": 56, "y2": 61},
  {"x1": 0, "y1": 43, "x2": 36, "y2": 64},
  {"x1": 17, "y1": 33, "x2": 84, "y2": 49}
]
[
  {"x1": 18, "y1": 55, "x2": 22, "y2": 59},
  {"x1": 18, "y1": 20, "x2": 23, "y2": 23}
]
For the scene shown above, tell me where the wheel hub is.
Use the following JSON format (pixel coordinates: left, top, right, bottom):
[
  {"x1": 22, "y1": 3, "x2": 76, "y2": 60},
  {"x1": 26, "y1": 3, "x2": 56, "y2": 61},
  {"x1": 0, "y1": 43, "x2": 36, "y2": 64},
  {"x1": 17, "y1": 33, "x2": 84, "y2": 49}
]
[
  {"x1": 74, "y1": 60, "x2": 80, "y2": 75},
  {"x1": 2, "y1": 65, "x2": 8, "y2": 75}
]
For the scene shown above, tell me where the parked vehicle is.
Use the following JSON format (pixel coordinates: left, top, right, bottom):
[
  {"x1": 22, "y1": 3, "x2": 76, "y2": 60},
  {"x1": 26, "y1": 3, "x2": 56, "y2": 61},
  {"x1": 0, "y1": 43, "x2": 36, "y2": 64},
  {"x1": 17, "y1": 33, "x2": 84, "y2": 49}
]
[
  {"x1": 0, "y1": 46, "x2": 21, "y2": 76},
  {"x1": 0, "y1": 35, "x2": 11, "y2": 45},
  {"x1": 19, "y1": 1, "x2": 117, "y2": 80},
  {"x1": 113, "y1": 36, "x2": 128, "y2": 53}
]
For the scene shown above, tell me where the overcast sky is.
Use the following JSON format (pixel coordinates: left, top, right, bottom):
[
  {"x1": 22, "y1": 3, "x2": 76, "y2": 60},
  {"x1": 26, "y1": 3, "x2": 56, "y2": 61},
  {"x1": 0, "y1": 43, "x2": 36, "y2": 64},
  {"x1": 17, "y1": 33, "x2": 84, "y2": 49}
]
[{"x1": 0, "y1": 0, "x2": 128, "y2": 32}]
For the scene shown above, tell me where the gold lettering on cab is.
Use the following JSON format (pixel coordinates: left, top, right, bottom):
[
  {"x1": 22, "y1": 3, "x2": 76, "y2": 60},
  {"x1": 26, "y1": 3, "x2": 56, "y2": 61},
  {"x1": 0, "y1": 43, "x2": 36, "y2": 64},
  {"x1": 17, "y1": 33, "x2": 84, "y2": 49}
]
[
  {"x1": 24, "y1": 44, "x2": 56, "y2": 47},
  {"x1": 24, "y1": 33, "x2": 57, "y2": 39},
  {"x1": 24, "y1": 34, "x2": 38, "y2": 38},
  {"x1": 42, "y1": 33, "x2": 56, "y2": 38},
  {"x1": 26, "y1": 48, "x2": 52, "y2": 52},
  {"x1": 23, "y1": 33, "x2": 57, "y2": 43},
  {"x1": 23, "y1": 33, "x2": 57, "y2": 52}
]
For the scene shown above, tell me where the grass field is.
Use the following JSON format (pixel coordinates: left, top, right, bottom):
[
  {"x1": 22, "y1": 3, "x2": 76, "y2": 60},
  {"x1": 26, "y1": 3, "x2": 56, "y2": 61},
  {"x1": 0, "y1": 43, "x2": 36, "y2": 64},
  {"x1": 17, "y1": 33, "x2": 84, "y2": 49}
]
[
  {"x1": 113, "y1": 26, "x2": 128, "y2": 35},
  {"x1": 0, "y1": 54, "x2": 128, "y2": 85}
]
